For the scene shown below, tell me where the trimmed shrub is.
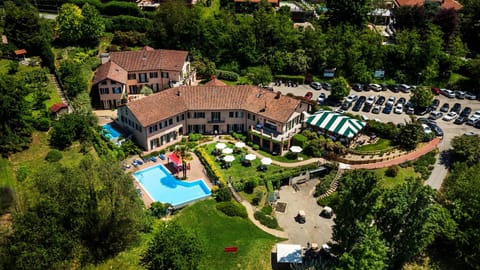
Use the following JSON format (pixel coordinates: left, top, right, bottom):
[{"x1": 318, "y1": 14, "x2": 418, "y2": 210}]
[
  {"x1": 385, "y1": 165, "x2": 399, "y2": 177},
  {"x1": 251, "y1": 190, "x2": 263, "y2": 206},
  {"x1": 105, "y1": 15, "x2": 152, "y2": 32},
  {"x1": 15, "y1": 166, "x2": 29, "y2": 182},
  {"x1": 266, "y1": 180, "x2": 273, "y2": 192},
  {"x1": 149, "y1": 202, "x2": 171, "y2": 218},
  {"x1": 292, "y1": 134, "x2": 308, "y2": 148},
  {"x1": 232, "y1": 132, "x2": 246, "y2": 141},
  {"x1": 34, "y1": 117, "x2": 50, "y2": 131},
  {"x1": 45, "y1": 149, "x2": 63, "y2": 162},
  {"x1": 261, "y1": 204, "x2": 273, "y2": 215},
  {"x1": 215, "y1": 187, "x2": 232, "y2": 202},
  {"x1": 254, "y1": 211, "x2": 279, "y2": 229},
  {"x1": 188, "y1": 133, "x2": 203, "y2": 141},
  {"x1": 252, "y1": 144, "x2": 260, "y2": 150},
  {"x1": 101, "y1": 1, "x2": 142, "y2": 17},
  {"x1": 244, "y1": 180, "x2": 257, "y2": 194},
  {"x1": 215, "y1": 69, "x2": 239, "y2": 81},
  {"x1": 216, "y1": 201, "x2": 247, "y2": 218}
]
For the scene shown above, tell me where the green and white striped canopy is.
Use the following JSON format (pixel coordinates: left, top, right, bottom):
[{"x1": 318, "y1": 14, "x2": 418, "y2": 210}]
[{"x1": 305, "y1": 111, "x2": 366, "y2": 138}]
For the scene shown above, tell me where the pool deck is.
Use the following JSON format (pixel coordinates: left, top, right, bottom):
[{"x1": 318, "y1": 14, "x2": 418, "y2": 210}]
[{"x1": 126, "y1": 152, "x2": 212, "y2": 208}]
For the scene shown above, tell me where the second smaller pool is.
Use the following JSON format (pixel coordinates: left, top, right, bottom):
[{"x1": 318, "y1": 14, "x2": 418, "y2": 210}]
[
  {"x1": 133, "y1": 164, "x2": 211, "y2": 208},
  {"x1": 101, "y1": 123, "x2": 121, "y2": 141}
]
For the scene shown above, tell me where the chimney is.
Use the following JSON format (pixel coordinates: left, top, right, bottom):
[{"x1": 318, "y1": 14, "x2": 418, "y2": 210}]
[{"x1": 100, "y1": 53, "x2": 110, "y2": 64}]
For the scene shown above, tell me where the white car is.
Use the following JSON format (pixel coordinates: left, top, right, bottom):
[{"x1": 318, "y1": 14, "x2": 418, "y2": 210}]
[
  {"x1": 441, "y1": 88, "x2": 456, "y2": 98},
  {"x1": 346, "y1": 94, "x2": 358, "y2": 103},
  {"x1": 472, "y1": 110, "x2": 480, "y2": 118},
  {"x1": 366, "y1": 95, "x2": 376, "y2": 105},
  {"x1": 386, "y1": 96, "x2": 395, "y2": 106},
  {"x1": 443, "y1": 112, "x2": 458, "y2": 121},
  {"x1": 394, "y1": 104, "x2": 403, "y2": 114},
  {"x1": 422, "y1": 124, "x2": 432, "y2": 134},
  {"x1": 369, "y1": 83, "x2": 382, "y2": 91}
]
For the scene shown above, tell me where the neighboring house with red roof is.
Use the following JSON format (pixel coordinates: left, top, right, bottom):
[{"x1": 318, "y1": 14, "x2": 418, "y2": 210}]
[
  {"x1": 117, "y1": 85, "x2": 309, "y2": 153},
  {"x1": 394, "y1": 0, "x2": 462, "y2": 10},
  {"x1": 92, "y1": 46, "x2": 195, "y2": 109}
]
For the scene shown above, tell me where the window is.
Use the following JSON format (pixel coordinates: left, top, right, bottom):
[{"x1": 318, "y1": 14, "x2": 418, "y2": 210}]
[
  {"x1": 101, "y1": 80, "x2": 107, "y2": 85},
  {"x1": 139, "y1": 73, "x2": 148, "y2": 83},
  {"x1": 161, "y1": 72, "x2": 169, "y2": 78},
  {"x1": 113, "y1": 87, "x2": 121, "y2": 94},
  {"x1": 235, "y1": 111, "x2": 243, "y2": 118},
  {"x1": 152, "y1": 84, "x2": 159, "y2": 92},
  {"x1": 149, "y1": 72, "x2": 158, "y2": 78},
  {"x1": 128, "y1": 73, "x2": 136, "y2": 80},
  {"x1": 211, "y1": 112, "x2": 220, "y2": 121},
  {"x1": 194, "y1": 112, "x2": 205, "y2": 118},
  {"x1": 229, "y1": 112, "x2": 234, "y2": 118},
  {"x1": 129, "y1": 85, "x2": 138, "y2": 94},
  {"x1": 169, "y1": 119, "x2": 173, "y2": 125},
  {"x1": 100, "y1": 88, "x2": 109, "y2": 94}
]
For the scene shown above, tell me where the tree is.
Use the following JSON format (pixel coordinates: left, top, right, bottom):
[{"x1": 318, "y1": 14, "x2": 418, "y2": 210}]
[
  {"x1": 140, "y1": 85, "x2": 153, "y2": 96},
  {"x1": 376, "y1": 179, "x2": 453, "y2": 268},
  {"x1": 245, "y1": 66, "x2": 273, "y2": 86},
  {"x1": 326, "y1": 0, "x2": 371, "y2": 27},
  {"x1": 81, "y1": 3, "x2": 105, "y2": 43},
  {"x1": 56, "y1": 4, "x2": 84, "y2": 44},
  {"x1": 459, "y1": 0, "x2": 480, "y2": 56},
  {"x1": 440, "y1": 162, "x2": 480, "y2": 269},
  {"x1": 332, "y1": 170, "x2": 381, "y2": 253},
  {"x1": 410, "y1": 86, "x2": 434, "y2": 108},
  {"x1": 330, "y1": 76, "x2": 350, "y2": 100},
  {"x1": 450, "y1": 134, "x2": 480, "y2": 165},
  {"x1": 338, "y1": 225, "x2": 388, "y2": 270},
  {"x1": 396, "y1": 123, "x2": 422, "y2": 150},
  {"x1": 141, "y1": 221, "x2": 205, "y2": 270}
]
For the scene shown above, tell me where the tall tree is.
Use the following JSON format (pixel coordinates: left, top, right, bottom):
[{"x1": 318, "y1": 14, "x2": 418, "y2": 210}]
[
  {"x1": 459, "y1": 0, "x2": 480, "y2": 56},
  {"x1": 396, "y1": 123, "x2": 422, "y2": 151},
  {"x1": 81, "y1": 3, "x2": 105, "y2": 43},
  {"x1": 141, "y1": 221, "x2": 205, "y2": 270},
  {"x1": 326, "y1": 0, "x2": 371, "y2": 27},
  {"x1": 410, "y1": 86, "x2": 434, "y2": 108},
  {"x1": 330, "y1": 76, "x2": 350, "y2": 101},
  {"x1": 56, "y1": 3, "x2": 84, "y2": 44},
  {"x1": 450, "y1": 134, "x2": 480, "y2": 165}
]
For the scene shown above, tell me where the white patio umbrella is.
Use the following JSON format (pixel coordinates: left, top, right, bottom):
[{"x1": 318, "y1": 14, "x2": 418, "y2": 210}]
[
  {"x1": 235, "y1": 141, "x2": 246, "y2": 148},
  {"x1": 261, "y1": 157, "x2": 272, "y2": 165},
  {"x1": 215, "y1": 142, "x2": 227, "y2": 150},
  {"x1": 223, "y1": 155, "x2": 235, "y2": 163},
  {"x1": 245, "y1": 154, "x2": 257, "y2": 161},
  {"x1": 290, "y1": 146, "x2": 303, "y2": 153},
  {"x1": 222, "y1": 147, "x2": 233, "y2": 154}
]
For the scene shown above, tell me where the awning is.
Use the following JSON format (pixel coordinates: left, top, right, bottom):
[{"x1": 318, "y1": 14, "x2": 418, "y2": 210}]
[
  {"x1": 168, "y1": 153, "x2": 182, "y2": 166},
  {"x1": 276, "y1": 244, "x2": 302, "y2": 263},
  {"x1": 305, "y1": 110, "x2": 366, "y2": 138}
]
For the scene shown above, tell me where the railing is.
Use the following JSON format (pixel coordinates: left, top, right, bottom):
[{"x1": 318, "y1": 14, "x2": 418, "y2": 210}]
[{"x1": 207, "y1": 119, "x2": 225, "y2": 124}]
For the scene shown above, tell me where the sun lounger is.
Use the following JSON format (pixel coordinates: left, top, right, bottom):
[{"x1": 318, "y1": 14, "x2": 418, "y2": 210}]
[
  {"x1": 150, "y1": 156, "x2": 157, "y2": 162},
  {"x1": 136, "y1": 159, "x2": 144, "y2": 165},
  {"x1": 159, "y1": 154, "x2": 166, "y2": 160}
]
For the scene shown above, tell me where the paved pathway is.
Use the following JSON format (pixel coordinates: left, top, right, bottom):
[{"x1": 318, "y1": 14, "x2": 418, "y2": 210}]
[{"x1": 241, "y1": 201, "x2": 288, "y2": 239}]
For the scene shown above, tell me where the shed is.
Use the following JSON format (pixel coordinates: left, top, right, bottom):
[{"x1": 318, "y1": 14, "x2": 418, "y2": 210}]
[
  {"x1": 14, "y1": 49, "x2": 27, "y2": 60},
  {"x1": 49, "y1": 103, "x2": 69, "y2": 116}
]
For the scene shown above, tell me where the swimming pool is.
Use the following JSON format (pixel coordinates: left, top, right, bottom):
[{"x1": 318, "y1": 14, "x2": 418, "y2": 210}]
[
  {"x1": 102, "y1": 123, "x2": 121, "y2": 141},
  {"x1": 133, "y1": 164, "x2": 211, "y2": 208}
]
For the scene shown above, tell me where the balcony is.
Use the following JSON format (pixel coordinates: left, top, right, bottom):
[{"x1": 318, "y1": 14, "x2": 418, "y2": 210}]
[{"x1": 208, "y1": 118, "x2": 225, "y2": 124}]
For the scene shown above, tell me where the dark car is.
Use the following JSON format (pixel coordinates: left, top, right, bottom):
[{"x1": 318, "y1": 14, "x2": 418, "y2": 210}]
[
  {"x1": 415, "y1": 106, "x2": 431, "y2": 116},
  {"x1": 454, "y1": 116, "x2": 467, "y2": 125},
  {"x1": 351, "y1": 83, "x2": 363, "y2": 91},
  {"x1": 475, "y1": 120, "x2": 480, "y2": 129},
  {"x1": 427, "y1": 123, "x2": 444, "y2": 137},
  {"x1": 376, "y1": 96, "x2": 386, "y2": 105},
  {"x1": 326, "y1": 97, "x2": 342, "y2": 107},
  {"x1": 389, "y1": 84, "x2": 399, "y2": 93},
  {"x1": 430, "y1": 99, "x2": 440, "y2": 110},
  {"x1": 460, "y1": 107, "x2": 472, "y2": 118},
  {"x1": 418, "y1": 118, "x2": 437, "y2": 125},
  {"x1": 352, "y1": 102, "x2": 362, "y2": 111},
  {"x1": 397, "y1": 97, "x2": 406, "y2": 105},
  {"x1": 341, "y1": 101, "x2": 352, "y2": 110},
  {"x1": 322, "y1": 82, "x2": 332, "y2": 91},
  {"x1": 362, "y1": 104, "x2": 372, "y2": 112},
  {"x1": 451, "y1": 103, "x2": 461, "y2": 114},
  {"x1": 304, "y1": 91, "x2": 313, "y2": 100},
  {"x1": 358, "y1": 96, "x2": 367, "y2": 103},
  {"x1": 440, "y1": 103, "x2": 450, "y2": 112},
  {"x1": 383, "y1": 104, "x2": 392, "y2": 114}
]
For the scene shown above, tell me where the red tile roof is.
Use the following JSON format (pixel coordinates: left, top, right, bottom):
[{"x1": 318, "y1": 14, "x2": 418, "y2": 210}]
[
  {"x1": 109, "y1": 49, "x2": 188, "y2": 72},
  {"x1": 126, "y1": 85, "x2": 302, "y2": 127},
  {"x1": 14, "y1": 49, "x2": 27, "y2": 55},
  {"x1": 441, "y1": 0, "x2": 462, "y2": 10},
  {"x1": 395, "y1": 0, "x2": 462, "y2": 10},
  {"x1": 204, "y1": 77, "x2": 227, "y2": 87},
  {"x1": 92, "y1": 61, "x2": 128, "y2": 85},
  {"x1": 49, "y1": 103, "x2": 68, "y2": 113}
]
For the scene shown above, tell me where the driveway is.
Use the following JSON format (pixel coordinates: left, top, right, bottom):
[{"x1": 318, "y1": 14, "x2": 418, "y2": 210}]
[{"x1": 276, "y1": 179, "x2": 334, "y2": 246}]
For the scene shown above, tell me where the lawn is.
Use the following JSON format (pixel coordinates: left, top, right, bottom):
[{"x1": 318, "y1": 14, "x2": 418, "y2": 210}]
[
  {"x1": 374, "y1": 167, "x2": 420, "y2": 189},
  {"x1": 175, "y1": 199, "x2": 281, "y2": 270},
  {"x1": 257, "y1": 149, "x2": 309, "y2": 163},
  {"x1": 355, "y1": 138, "x2": 393, "y2": 152},
  {"x1": 0, "y1": 158, "x2": 15, "y2": 188}
]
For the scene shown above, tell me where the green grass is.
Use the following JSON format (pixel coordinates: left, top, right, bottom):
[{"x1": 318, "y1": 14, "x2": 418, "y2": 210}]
[
  {"x1": 175, "y1": 199, "x2": 281, "y2": 270},
  {"x1": 257, "y1": 149, "x2": 309, "y2": 163},
  {"x1": 0, "y1": 158, "x2": 15, "y2": 188},
  {"x1": 239, "y1": 185, "x2": 268, "y2": 206},
  {"x1": 354, "y1": 138, "x2": 392, "y2": 152},
  {"x1": 374, "y1": 167, "x2": 419, "y2": 189}
]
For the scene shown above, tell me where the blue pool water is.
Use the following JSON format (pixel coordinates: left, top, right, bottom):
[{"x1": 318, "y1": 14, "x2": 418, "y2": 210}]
[
  {"x1": 133, "y1": 164, "x2": 211, "y2": 207},
  {"x1": 102, "y1": 123, "x2": 121, "y2": 141}
]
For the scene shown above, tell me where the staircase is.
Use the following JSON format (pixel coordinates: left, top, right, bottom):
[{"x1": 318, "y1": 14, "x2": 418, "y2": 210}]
[
  {"x1": 49, "y1": 74, "x2": 73, "y2": 112},
  {"x1": 318, "y1": 167, "x2": 344, "y2": 200}
]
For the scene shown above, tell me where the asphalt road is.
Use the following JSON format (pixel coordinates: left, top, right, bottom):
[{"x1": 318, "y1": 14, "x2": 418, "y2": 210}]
[{"x1": 270, "y1": 83, "x2": 480, "y2": 190}]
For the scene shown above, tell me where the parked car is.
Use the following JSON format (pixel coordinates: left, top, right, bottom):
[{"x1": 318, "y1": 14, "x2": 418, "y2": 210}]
[
  {"x1": 394, "y1": 104, "x2": 403, "y2": 114},
  {"x1": 389, "y1": 84, "x2": 399, "y2": 93},
  {"x1": 455, "y1": 91, "x2": 466, "y2": 99},
  {"x1": 397, "y1": 97, "x2": 406, "y2": 105},
  {"x1": 304, "y1": 91, "x2": 313, "y2": 100},
  {"x1": 440, "y1": 103, "x2": 450, "y2": 112},
  {"x1": 351, "y1": 83, "x2": 363, "y2": 91},
  {"x1": 346, "y1": 94, "x2": 359, "y2": 103},
  {"x1": 363, "y1": 104, "x2": 372, "y2": 112},
  {"x1": 450, "y1": 103, "x2": 461, "y2": 114},
  {"x1": 372, "y1": 105, "x2": 381, "y2": 114},
  {"x1": 428, "y1": 123, "x2": 444, "y2": 136},
  {"x1": 375, "y1": 96, "x2": 386, "y2": 105},
  {"x1": 460, "y1": 107, "x2": 472, "y2": 118},
  {"x1": 322, "y1": 82, "x2": 332, "y2": 91},
  {"x1": 397, "y1": 84, "x2": 411, "y2": 93},
  {"x1": 341, "y1": 101, "x2": 352, "y2": 110},
  {"x1": 366, "y1": 95, "x2": 376, "y2": 105},
  {"x1": 358, "y1": 96, "x2": 367, "y2": 103},
  {"x1": 418, "y1": 117, "x2": 437, "y2": 125},
  {"x1": 431, "y1": 87, "x2": 440, "y2": 95},
  {"x1": 474, "y1": 121, "x2": 480, "y2": 129},
  {"x1": 429, "y1": 111, "x2": 443, "y2": 120},
  {"x1": 454, "y1": 116, "x2": 467, "y2": 125},
  {"x1": 406, "y1": 106, "x2": 415, "y2": 115},
  {"x1": 443, "y1": 112, "x2": 458, "y2": 121},
  {"x1": 352, "y1": 101, "x2": 363, "y2": 111},
  {"x1": 383, "y1": 104, "x2": 392, "y2": 114},
  {"x1": 441, "y1": 88, "x2": 456, "y2": 98},
  {"x1": 422, "y1": 124, "x2": 432, "y2": 134},
  {"x1": 386, "y1": 96, "x2": 395, "y2": 106},
  {"x1": 466, "y1": 116, "x2": 480, "y2": 126},
  {"x1": 326, "y1": 97, "x2": 342, "y2": 107},
  {"x1": 310, "y1": 82, "x2": 322, "y2": 90},
  {"x1": 430, "y1": 99, "x2": 440, "y2": 110},
  {"x1": 369, "y1": 83, "x2": 382, "y2": 91},
  {"x1": 317, "y1": 93, "x2": 327, "y2": 104},
  {"x1": 465, "y1": 91, "x2": 477, "y2": 100}
]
